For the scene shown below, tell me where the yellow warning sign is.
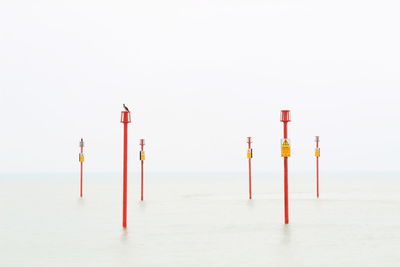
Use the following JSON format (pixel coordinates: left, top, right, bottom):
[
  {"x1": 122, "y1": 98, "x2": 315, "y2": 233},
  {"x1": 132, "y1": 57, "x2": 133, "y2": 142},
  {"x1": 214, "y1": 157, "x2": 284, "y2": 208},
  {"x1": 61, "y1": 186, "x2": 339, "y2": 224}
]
[
  {"x1": 79, "y1": 153, "x2": 85, "y2": 162},
  {"x1": 315, "y1": 148, "x2": 320, "y2": 157},
  {"x1": 140, "y1": 151, "x2": 146, "y2": 161},
  {"x1": 247, "y1": 149, "x2": 253, "y2": 159},
  {"x1": 281, "y1": 138, "x2": 291, "y2": 157}
]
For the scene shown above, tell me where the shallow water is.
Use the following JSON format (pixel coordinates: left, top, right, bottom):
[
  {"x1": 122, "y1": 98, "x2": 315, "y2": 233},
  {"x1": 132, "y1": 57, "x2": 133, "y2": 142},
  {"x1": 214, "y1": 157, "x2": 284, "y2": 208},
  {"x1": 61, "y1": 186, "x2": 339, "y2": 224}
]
[{"x1": 1, "y1": 172, "x2": 399, "y2": 266}]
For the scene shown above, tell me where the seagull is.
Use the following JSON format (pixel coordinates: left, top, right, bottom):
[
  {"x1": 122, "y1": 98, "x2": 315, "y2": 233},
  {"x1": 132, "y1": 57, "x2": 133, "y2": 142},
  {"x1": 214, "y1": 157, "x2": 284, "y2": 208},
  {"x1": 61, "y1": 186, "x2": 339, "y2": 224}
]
[{"x1": 123, "y1": 104, "x2": 130, "y2": 112}]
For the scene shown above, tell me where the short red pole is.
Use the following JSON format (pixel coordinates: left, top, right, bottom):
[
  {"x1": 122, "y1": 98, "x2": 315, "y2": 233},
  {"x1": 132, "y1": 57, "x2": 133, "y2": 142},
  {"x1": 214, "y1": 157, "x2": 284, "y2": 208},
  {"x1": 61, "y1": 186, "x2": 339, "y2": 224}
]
[
  {"x1": 79, "y1": 138, "x2": 84, "y2": 198},
  {"x1": 140, "y1": 139, "x2": 145, "y2": 201},
  {"x1": 120, "y1": 105, "x2": 131, "y2": 229},
  {"x1": 280, "y1": 110, "x2": 291, "y2": 224},
  {"x1": 247, "y1": 137, "x2": 253, "y2": 200},
  {"x1": 315, "y1": 136, "x2": 320, "y2": 198}
]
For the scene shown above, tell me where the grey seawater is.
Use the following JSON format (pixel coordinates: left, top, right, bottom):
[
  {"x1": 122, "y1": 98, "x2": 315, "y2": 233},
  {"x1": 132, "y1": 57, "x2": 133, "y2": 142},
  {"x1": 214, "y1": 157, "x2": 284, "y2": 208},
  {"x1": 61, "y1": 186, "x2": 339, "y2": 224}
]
[{"x1": 1, "y1": 172, "x2": 400, "y2": 267}]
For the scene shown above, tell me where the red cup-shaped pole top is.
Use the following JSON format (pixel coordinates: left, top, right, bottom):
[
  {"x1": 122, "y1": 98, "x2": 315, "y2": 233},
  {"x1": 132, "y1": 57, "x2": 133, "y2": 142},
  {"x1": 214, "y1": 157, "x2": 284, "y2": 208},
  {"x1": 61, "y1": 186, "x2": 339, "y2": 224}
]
[
  {"x1": 120, "y1": 111, "x2": 131, "y2": 123},
  {"x1": 315, "y1": 136, "x2": 320, "y2": 142},
  {"x1": 280, "y1": 110, "x2": 291, "y2": 122},
  {"x1": 247, "y1": 137, "x2": 252, "y2": 143},
  {"x1": 140, "y1": 139, "x2": 145, "y2": 146}
]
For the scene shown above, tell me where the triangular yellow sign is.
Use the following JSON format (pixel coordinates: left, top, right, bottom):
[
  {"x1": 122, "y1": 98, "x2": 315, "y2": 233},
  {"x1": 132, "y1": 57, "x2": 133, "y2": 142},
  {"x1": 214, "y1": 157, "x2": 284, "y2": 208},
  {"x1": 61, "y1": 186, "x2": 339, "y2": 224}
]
[{"x1": 283, "y1": 140, "x2": 289, "y2": 146}]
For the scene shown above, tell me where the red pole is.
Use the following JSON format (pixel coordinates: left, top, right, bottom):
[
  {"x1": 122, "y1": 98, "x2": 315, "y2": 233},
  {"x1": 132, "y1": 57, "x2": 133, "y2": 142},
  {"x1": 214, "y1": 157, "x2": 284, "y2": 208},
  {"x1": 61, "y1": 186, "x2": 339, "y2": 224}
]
[
  {"x1": 121, "y1": 105, "x2": 131, "y2": 229},
  {"x1": 316, "y1": 157, "x2": 319, "y2": 198},
  {"x1": 123, "y1": 122, "x2": 128, "y2": 228},
  {"x1": 315, "y1": 136, "x2": 320, "y2": 198},
  {"x1": 79, "y1": 138, "x2": 84, "y2": 198},
  {"x1": 280, "y1": 110, "x2": 291, "y2": 224},
  {"x1": 283, "y1": 125, "x2": 289, "y2": 224},
  {"x1": 80, "y1": 148, "x2": 83, "y2": 197},
  {"x1": 140, "y1": 139, "x2": 145, "y2": 201},
  {"x1": 247, "y1": 137, "x2": 252, "y2": 200}
]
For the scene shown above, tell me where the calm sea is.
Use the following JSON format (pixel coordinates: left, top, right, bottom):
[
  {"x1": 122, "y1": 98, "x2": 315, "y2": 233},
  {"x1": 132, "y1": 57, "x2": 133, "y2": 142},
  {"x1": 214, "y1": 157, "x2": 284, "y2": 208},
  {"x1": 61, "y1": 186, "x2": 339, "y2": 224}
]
[{"x1": 1, "y1": 172, "x2": 399, "y2": 266}]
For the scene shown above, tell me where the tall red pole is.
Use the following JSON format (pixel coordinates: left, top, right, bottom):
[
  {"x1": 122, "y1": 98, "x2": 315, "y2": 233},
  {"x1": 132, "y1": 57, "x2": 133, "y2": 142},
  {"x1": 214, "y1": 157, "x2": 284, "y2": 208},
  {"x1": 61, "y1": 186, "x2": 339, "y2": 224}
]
[
  {"x1": 280, "y1": 110, "x2": 291, "y2": 224},
  {"x1": 247, "y1": 137, "x2": 252, "y2": 200},
  {"x1": 315, "y1": 136, "x2": 320, "y2": 198},
  {"x1": 120, "y1": 106, "x2": 131, "y2": 229},
  {"x1": 140, "y1": 139, "x2": 145, "y2": 201},
  {"x1": 79, "y1": 138, "x2": 84, "y2": 198}
]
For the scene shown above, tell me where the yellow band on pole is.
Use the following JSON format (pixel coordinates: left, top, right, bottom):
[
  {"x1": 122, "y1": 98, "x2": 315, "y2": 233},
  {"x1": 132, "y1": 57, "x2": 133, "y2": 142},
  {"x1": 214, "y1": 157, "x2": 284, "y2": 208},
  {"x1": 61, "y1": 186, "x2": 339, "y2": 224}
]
[
  {"x1": 281, "y1": 138, "x2": 291, "y2": 157},
  {"x1": 79, "y1": 153, "x2": 85, "y2": 162},
  {"x1": 247, "y1": 149, "x2": 253, "y2": 159}
]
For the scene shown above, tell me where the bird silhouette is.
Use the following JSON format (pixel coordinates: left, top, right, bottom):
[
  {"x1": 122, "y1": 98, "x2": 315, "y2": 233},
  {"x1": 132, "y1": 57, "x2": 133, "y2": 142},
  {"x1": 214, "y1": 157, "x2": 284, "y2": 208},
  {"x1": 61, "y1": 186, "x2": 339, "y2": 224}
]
[{"x1": 123, "y1": 104, "x2": 130, "y2": 112}]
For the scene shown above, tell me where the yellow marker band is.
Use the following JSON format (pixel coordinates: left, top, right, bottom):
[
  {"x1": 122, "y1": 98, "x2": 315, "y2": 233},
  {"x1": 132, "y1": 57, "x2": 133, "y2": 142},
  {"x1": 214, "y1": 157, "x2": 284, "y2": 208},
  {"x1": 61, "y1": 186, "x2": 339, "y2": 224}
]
[
  {"x1": 281, "y1": 138, "x2": 291, "y2": 157},
  {"x1": 315, "y1": 148, "x2": 320, "y2": 157},
  {"x1": 79, "y1": 153, "x2": 85, "y2": 162},
  {"x1": 247, "y1": 149, "x2": 253, "y2": 159},
  {"x1": 140, "y1": 151, "x2": 145, "y2": 161}
]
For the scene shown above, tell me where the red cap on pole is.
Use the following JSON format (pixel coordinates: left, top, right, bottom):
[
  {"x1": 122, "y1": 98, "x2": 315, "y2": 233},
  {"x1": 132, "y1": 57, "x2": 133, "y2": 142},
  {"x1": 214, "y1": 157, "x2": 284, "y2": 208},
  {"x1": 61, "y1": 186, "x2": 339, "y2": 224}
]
[
  {"x1": 280, "y1": 110, "x2": 291, "y2": 123},
  {"x1": 120, "y1": 111, "x2": 131, "y2": 123}
]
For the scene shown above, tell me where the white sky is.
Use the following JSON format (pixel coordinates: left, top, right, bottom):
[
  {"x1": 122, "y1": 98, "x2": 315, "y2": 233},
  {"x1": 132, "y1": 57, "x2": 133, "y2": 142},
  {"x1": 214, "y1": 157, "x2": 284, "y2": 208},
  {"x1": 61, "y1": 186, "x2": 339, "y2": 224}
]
[{"x1": 0, "y1": 0, "x2": 399, "y2": 173}]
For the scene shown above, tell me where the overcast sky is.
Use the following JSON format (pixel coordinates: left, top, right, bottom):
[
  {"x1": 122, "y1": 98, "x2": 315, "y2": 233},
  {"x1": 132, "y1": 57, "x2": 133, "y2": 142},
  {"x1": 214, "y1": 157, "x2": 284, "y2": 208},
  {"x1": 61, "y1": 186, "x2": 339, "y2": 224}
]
[{"x1": 1, "y1": 0, "x2": 399, "y2": 173}]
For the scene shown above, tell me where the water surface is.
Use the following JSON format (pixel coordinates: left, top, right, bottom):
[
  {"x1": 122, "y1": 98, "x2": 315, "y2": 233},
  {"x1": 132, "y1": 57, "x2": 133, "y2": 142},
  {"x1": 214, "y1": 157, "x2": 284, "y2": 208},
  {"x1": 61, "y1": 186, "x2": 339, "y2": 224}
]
[{"x1": 1, "y1": 172, "x2": 399, "y2": 266}]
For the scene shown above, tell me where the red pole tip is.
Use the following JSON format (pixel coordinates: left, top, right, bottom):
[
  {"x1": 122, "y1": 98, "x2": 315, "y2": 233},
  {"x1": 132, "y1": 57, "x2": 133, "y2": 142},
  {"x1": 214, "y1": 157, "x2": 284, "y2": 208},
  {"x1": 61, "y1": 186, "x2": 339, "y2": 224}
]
[
  {"x1": 280, "y1": 110, "x2": 291, "y2": 122},
  {"x1": 247, "y1": 137, "x2": 252, "y2": 143},
  {"x1": 140, "y1": 139, "x2": 145, "y2": 145},
  {"x1": 120, "y1": 111, "x2": 131, "y2": 123}
]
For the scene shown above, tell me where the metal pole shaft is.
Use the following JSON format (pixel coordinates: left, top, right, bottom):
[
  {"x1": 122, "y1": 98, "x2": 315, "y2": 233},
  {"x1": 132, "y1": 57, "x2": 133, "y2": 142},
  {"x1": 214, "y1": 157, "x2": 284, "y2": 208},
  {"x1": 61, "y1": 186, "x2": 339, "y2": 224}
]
[
  {"x1": 316, "y1": 140, "x2": 319, "y2": 198},
  {"x1": 80, "y1": 146, "x2": 83, "y2": 198},
  {"x1": 140, "y1": 142, "x2": 144, "y2": 201},
  {"x1": 248, "y1": 140, "x2": 252, "y2": 200},
  {"x1": 284, "y1": 157, "x2": 289, "y2": 224},
  {"x1": 141, "y1": 161, "x2": 144, "y2": 201},
  {"x1": 316, "y1": 157, "x2": 319, "y2": 198},
  {"x1": 283, "y1": 122, "x2": 289, "y2": 224},
  {"x1": 284, "y1": 123, "x2": 288, "y2": 138},
  {"x1": 123, "y1": 123, "x2": 128, "y2": 228},
  {"x1": 248, "y1": 158, "x2": 252, "y2": 200}
]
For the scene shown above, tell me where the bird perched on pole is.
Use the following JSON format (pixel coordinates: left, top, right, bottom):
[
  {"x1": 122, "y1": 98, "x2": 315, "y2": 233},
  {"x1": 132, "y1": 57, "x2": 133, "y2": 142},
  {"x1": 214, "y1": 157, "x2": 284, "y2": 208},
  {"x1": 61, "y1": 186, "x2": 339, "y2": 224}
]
[{"x1": 123, "y1": 104, "x2": 130, "y2": 112}]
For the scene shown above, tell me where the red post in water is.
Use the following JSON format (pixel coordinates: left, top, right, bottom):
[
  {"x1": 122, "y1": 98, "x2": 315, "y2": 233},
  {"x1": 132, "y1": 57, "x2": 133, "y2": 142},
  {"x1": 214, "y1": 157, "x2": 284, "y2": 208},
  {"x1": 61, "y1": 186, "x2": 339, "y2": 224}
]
[
  {"x1": 280, "y1": 110, "x2": 291, "y2": 224},
  {"x1": 140, "y1": 139, "x2": 145, "y2": 201},
  {"x1": 79, "y1": 138, "x2": 84, "y2": 198},
  {"x1": 247, "y1": 137, "x2": 253, "y2": 200},
  {"x1": 315, "y1": 136, "x2": 320, "y2": 198},
  {"x1": 120, "y1": 105, "x2": 131, "y2": 228}
]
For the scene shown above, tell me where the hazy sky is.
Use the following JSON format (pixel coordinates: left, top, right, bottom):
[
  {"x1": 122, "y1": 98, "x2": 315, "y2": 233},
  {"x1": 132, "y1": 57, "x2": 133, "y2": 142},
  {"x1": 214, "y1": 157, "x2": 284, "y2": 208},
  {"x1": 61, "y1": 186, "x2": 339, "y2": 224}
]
[{"x1": 1, "y1": 0, "x2": 399, "y2": 173}]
